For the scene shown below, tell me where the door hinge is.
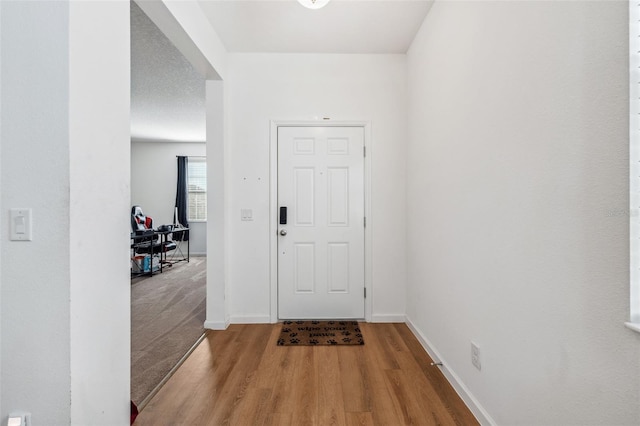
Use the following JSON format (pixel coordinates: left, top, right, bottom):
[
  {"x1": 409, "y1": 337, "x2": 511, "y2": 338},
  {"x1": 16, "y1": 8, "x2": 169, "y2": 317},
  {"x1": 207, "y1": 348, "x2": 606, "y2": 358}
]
[
  {"x1": 363, "y1": 146, "x2": 366, "y2": 157},
  {"x1": 364, "y1": 217, "x2": 367, "y2": 228},
  {"x1": 364, "y1": 287, "x2": 367, "y2": 298}
]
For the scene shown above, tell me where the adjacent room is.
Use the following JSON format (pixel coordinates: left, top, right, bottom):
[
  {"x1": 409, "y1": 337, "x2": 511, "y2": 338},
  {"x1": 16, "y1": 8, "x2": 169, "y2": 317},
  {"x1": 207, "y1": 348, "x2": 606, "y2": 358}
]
[
  {"x1": 1, "y1": 0, "x2": 639, "y2": 425},
  {"x1": 129, "y1": 1, "x2": 208, "y2": 410}
]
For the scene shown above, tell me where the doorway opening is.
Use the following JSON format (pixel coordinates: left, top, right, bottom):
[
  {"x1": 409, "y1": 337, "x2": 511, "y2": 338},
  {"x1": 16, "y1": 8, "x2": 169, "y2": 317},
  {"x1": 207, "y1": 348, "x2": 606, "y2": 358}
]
[{"x1": 129, "y1": 1, "x2": 208, "y2": 410}]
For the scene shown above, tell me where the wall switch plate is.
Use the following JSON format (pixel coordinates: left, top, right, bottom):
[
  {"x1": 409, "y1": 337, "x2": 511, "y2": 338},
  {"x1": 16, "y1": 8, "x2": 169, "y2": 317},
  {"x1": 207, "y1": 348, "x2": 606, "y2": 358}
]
[
  {"x1": 471, "y1": 341, "x2": 481, "y2": 371},
  {"x1": 10, "y1": 208, "x2": 32, "y2": 241}
]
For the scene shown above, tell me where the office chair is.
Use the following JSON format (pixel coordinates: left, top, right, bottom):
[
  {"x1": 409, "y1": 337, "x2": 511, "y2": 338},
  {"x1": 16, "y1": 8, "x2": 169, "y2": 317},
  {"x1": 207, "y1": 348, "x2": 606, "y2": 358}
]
[{"x1": 131, "y1": 205, "x2": 177, "y2": 255}]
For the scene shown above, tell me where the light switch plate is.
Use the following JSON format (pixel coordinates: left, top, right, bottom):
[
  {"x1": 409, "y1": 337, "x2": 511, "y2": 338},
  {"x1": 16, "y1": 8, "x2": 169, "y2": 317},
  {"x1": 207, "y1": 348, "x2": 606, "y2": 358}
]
[
  {"x1": 10, "y1": 208, "x2": 32, "y2": 241},
  {"x1": 241, "y1": 209, "x2": 253, "y2": 221}
]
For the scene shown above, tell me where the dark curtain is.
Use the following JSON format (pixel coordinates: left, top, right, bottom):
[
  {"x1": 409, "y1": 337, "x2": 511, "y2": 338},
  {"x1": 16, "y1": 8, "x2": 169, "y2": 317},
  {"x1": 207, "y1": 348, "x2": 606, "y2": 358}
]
[{"x1": 174, "y1": 156, "x2": 189, "y2": 241}]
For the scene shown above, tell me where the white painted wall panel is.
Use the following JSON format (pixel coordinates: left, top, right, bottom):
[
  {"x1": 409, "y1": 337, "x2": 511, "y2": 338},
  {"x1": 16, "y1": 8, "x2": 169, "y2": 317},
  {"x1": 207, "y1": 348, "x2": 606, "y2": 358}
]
[
  {"x1": 328, "y1": 168, "x2": 349, "y2": 226},
  {"x1": 406, "y1": 1, "x2": 639, "y2": 424},
  {"x1": 294, "y1": 138, "x2": 315, "y2": 155},
  {"x1": 294, "y1": 243, "x2": 315, "y2": 293},
  {"x1": 131, "y1": 141, "x2": 207, "y2": 255},
  {"x1": 227, "y1": 54, "x2": 407, "y2": 322},
  {"x1": 327, "y1": 138, "x2": 349, "y2": 155},
  {"x1": 1, "y1": 2, "x2": 71, "y2": 423},
  {"x1": 328, "y1": 243, "x2": 349, "y2": 293},
  {"x1": 69, "y1": 2, "x2": 130, "y2": 423},
  {"x1": 205, "y1": 80, "x2": 227, "y2": 329},
  {"x1": 294, "y1": 168, "x2": 315, "y2": 226},
  {"x1": 0, "y1": 4, "x2": 3, "y2": 417}
]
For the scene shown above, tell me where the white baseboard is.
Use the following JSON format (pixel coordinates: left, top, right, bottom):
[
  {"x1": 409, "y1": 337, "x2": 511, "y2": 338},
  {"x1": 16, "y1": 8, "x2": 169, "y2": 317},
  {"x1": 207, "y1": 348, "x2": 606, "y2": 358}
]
[
  {"x1": 370, "y1": 314, "x2": 406, "y2": 323},
  {"x1": 404, "y1": 316, "x2": 495, "y2": 426},
  {"x1": 230, "y1": 315, "x2": 272, "y2": 324},
  {"x1": 204, "y1": 318, "x2": 229, "y2": 330}
]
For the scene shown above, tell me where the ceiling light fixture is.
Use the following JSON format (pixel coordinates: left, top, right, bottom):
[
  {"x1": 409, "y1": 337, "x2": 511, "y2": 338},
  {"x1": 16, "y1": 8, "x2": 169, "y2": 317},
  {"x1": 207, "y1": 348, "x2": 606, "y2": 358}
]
[{"x1": 296, "y1": 0, "x2": 330, "y2": 9}]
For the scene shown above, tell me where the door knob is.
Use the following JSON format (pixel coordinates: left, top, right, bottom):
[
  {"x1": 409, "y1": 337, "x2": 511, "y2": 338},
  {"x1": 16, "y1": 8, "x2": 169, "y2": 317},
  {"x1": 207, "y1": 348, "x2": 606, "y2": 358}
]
[{"x1": 280, "y1": 229, "x2": 287, "y2": 236}]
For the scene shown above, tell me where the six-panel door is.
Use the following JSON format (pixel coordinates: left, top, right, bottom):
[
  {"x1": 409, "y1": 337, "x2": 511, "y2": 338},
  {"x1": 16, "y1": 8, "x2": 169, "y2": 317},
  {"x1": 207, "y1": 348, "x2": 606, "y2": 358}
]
[{"x1": 277, "y1": 126, "x2": 365, "y2": 319}]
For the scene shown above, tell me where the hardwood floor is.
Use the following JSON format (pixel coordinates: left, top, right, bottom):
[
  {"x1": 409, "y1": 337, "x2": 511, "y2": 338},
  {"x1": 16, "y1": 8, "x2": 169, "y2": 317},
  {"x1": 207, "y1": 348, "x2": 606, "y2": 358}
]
[{"x1": 133, "y1": 323, "x2": 478, "y2": 426}]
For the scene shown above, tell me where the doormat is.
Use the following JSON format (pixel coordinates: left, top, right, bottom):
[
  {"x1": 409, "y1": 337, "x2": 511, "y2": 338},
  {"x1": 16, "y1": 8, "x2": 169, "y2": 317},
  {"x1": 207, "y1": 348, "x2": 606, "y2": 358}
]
[{"x1": 277, "y1": 320, "x2": 364, "y2": 346}]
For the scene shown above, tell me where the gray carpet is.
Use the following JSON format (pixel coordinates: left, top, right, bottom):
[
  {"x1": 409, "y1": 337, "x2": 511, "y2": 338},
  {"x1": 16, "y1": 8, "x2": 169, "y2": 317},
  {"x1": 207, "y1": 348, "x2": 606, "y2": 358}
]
[{"x1": 131, "y1": 256, "x2": 206, "y2": 407}]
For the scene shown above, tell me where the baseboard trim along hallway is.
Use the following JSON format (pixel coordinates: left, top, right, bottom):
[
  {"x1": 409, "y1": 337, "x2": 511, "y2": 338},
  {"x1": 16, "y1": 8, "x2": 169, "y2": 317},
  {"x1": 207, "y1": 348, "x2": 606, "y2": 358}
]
[{"x1": 404, "y1": 316, "x2": 495, "y2": 425}]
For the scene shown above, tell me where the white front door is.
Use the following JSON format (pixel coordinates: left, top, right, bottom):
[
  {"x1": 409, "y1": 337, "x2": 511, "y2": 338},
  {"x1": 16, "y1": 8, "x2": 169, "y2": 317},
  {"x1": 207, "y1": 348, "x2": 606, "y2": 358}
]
[{"x1": 277, "y1": 126, "x2": 365, "y2": 319}]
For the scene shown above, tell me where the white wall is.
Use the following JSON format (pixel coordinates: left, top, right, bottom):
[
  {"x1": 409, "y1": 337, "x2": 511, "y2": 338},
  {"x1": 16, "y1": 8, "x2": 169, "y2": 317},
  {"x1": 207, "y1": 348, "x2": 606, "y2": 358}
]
[
  {"x1": 1, "y1": 2, "x2": 71, "y2": 423},
  {"x1": 1, "y1": 1, "x2": 130, "y2": 425},
  {"x1": 205, "y1": 80, "x2": 228, "y2": 329},
  {"x1": 131, "y1": 141, "x2": 207, "y2": 255},
  {"x1": 406, "y1": 1, "x2": 640, "y2": 424},
  {"x1": 226, "y1": 54, "x2": 407, "y2": 323}
]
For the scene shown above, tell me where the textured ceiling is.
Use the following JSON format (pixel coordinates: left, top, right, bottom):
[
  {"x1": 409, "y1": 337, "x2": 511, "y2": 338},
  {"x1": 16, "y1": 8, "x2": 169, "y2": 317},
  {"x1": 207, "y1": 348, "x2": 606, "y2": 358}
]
[
  {"x1": 131, "y1": 1, "x2": 206, "y2": 143},
  {"x1": 198, "y1": 0, "x2": 433, "y2": 54},
  {"x1": 130, "y1": 0, "x2": 433, "y2": 143}
]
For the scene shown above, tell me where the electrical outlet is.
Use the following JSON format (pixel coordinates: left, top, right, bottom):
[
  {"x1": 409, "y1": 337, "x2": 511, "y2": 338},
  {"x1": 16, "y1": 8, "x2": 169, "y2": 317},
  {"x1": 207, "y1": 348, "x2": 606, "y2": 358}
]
[{"x1": 471, "y1": 341, "x2": 481, "y2": 371}]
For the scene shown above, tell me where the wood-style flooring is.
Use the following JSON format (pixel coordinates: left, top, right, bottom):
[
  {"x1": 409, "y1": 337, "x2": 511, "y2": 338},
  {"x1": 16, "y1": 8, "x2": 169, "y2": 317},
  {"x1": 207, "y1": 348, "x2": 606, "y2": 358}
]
[{"x1": 133, "y1": 323, "x2": 479, "y2": 426}]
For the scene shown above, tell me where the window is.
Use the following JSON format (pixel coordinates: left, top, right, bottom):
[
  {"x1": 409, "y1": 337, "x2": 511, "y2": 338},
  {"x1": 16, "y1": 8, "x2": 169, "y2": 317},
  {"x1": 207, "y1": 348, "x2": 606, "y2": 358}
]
[{"x1": 188, "y1": 157, "x2": 207, "y2": 221}]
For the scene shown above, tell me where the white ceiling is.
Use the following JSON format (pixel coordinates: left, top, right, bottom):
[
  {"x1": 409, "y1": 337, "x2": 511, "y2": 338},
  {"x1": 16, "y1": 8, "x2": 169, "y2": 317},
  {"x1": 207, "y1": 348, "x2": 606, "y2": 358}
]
[
  {"x1": 197, "y1": 0, "x2": 433, "y2": 54},
  {"x1": 130, "y1": 0, "x2": 433, "y2": 143}
]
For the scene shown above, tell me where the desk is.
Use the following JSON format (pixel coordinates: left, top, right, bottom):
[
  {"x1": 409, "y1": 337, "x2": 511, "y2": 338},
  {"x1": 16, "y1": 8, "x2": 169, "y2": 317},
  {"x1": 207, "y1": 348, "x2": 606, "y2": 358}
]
[
  {"x1": 157, "y1": 227, "x2": 190, "y2": 267},
  {"x1": 131, "y1": 227, "x2": 189, "y2": 276}
]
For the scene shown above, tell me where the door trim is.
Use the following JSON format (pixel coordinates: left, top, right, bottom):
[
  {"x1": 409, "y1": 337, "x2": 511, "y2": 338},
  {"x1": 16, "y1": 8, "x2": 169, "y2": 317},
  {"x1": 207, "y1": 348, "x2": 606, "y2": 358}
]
[{"x1": 269, "y1": 120, "x2": 372, "y2": 323}]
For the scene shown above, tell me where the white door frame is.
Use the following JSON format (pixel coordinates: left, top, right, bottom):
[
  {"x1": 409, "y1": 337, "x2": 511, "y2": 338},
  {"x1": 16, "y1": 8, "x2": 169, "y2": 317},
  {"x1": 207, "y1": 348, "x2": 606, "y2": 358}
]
[{"x1": 269, "y1": 120, "x2": 372, "y2": 323}]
